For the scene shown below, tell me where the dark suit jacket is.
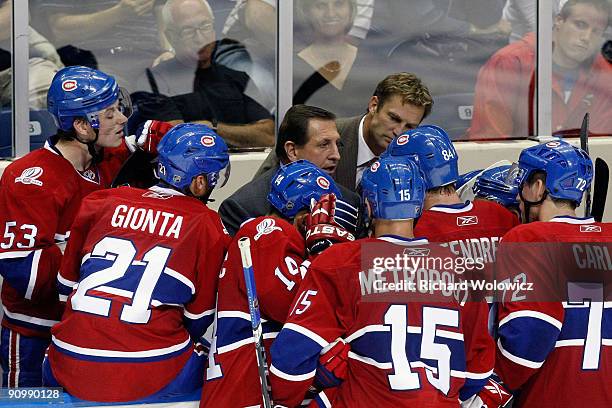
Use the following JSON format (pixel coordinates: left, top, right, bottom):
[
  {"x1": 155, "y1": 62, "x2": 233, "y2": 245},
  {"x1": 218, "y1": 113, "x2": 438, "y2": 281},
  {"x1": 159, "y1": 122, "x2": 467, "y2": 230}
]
[
  {"x1": 253, "y1": 115, "x2": 365, "y2": 192},
  {"x1": 219, "y1": 166, "x2": 362, "y2": 236}
]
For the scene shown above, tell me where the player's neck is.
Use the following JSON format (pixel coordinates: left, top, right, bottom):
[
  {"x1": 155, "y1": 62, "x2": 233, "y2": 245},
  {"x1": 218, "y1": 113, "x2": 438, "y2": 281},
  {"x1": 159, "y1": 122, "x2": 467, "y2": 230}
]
[
  {"x1": 424, "y1": 192, "x2": 462, "y2": 210},
  {"x1": 539, "y1": 199, "x2": 577, "y2": 222},
  {"x1": 373, "y1": 219, "x2": 414, "y2": 239},
  {"x1": 55, "y1": 138, "x2": 93, "y2": 171}
]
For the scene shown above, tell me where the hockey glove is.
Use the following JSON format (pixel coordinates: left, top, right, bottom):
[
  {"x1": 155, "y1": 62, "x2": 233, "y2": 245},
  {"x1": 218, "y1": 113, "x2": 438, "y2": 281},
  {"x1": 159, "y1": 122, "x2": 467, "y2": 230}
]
[
  {"x1": 126, "y1": 119, "x2": 173, "y2": 155},
  {"x1": 313, "y1": 338, "x2": 350, "y2": 389},
  {"x1": 461, "y1": 377, "x2": 513, "y2": 408},
  {"x1": 305, "y1": 194, "x2": 357, "y2": 255}
]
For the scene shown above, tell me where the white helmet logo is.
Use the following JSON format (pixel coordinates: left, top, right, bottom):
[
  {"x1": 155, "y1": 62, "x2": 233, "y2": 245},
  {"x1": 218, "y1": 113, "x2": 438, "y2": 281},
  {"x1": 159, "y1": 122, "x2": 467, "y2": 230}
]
[
  {"x1": 15, "y1": 167, "x2": 44, "y2": 186},
  {"x1": 545, "y1": 141, "x2": 561, "y2": 148},
  {"x1": 370, "y1": 161, "x2": 380, "y2": 172},
  {"x1": 316, "y1": 176, "x2": 330, "y2": 189},
  {"x1": 201, "y1": 135, "x2": 215, "y2": 147},
  {"x1": 396, "y1": 134, "x2": 410, "y2": 145},
  {"x1": 62, "y1": 80, "x2": 77, "y2": 92}
]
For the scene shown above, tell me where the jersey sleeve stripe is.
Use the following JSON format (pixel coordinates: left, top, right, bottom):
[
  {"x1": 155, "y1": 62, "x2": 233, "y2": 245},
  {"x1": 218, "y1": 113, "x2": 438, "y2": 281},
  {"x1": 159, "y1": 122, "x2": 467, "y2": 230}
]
[
  {"x1": 497, "y1": 338, "x2": 544, "y2": 369},
  {"x1": 2, "y1": 306, "x2": 59, "y2": 327},
  {"x1": 345, "y1": 325, "x2": 389, "y2": 342},
  {"x1": 54, "y1": 231, "x2": 70, "y2": 242},
  {"x1": 51, "y1": 335, "x2": 191, "y2": 359},
  {"x1": 499, "y1": 310, "x2": 562, "y2": 330},
  {"x1": 270, "y1": 363, "x2": 315, "y2": 382},
  {"x1": 57, "y1": 272, "x2": 77, "y2": 288},
  {"x1": 348, "y1": 351, "x2": 392, "y2": 369},
  {"x1": 163, "y1": 267, "x2": 195, "y2": 294},
  {"x1": 464, "y1": 368, "x2": 494, "y2": 379},
  {"x1": 184, "y1": 308, "x2": 215, "y2": 320},
  {"x1": 0, "y1": 250, "x2": 33, "y2": 259},
  {"x1": 316, "y1": 390, "x2": 332, "y2": 408},
  {"x1": 283, "y1": 323, "x2": 329, "y2": 347},
  {"x1": 24, "y1": 249, "x2": 41, "y2": 300}
]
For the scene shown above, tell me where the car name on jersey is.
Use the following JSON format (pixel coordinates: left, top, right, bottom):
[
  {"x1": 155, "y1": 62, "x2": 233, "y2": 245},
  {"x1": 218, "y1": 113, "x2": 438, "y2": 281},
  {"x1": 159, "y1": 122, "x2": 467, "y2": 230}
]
[{"x1": 110, "y1": 204, "x2": 183, "y2": 239}]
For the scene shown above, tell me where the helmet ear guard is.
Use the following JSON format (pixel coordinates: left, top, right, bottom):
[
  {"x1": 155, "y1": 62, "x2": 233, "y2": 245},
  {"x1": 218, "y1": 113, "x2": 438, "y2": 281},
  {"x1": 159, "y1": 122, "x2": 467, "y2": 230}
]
[{"x1": 382, "y1": 125, "x2": 458, "y2": 189}]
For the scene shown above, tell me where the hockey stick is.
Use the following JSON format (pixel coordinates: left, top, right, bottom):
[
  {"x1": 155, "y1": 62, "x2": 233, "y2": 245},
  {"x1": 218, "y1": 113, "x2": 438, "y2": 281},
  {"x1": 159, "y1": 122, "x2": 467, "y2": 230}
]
[
  {"x1": 579, "y1": 113, "x2": 592, "y2": 217},
  {"x1": 591, "y1": 158, "x2": 609, "y2": 222},
  {"x1": 238, "y1": 237, "x2": 273, "y2": 408}
]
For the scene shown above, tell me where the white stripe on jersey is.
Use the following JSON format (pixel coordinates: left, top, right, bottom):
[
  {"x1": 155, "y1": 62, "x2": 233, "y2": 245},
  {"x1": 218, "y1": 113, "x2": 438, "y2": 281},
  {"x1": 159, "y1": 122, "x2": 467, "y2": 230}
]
[
  {"x1": 217, "y1": 332, "x2": 278, "y2": 355},
  {"x1": 498, "y1": 310, "x2": 562, "y2": 330},
  {"x1": 2, "y1": 305, "x2": 59, "y2": 327},
  {"x1": 184, "y1": 308, "x2": 215, "y2": 320},
  {"x1": 283, "y1": 323, "x2": 328, "y2": 347},
  {"x1": 497, "y1": 339, "x2": 544, "y2": 369},
  {"x1": 270, "y1": 363, "x2": 315, "y2": 382},
  {"x1": 164, "y1": 267, "x2": 195, "y2": 294},
  {"x1": 51, "y1": 335, "x2": 191, "y2": 359},
  {"x1": 25, "y1": 249, "x2": 41, "y2": 300}
]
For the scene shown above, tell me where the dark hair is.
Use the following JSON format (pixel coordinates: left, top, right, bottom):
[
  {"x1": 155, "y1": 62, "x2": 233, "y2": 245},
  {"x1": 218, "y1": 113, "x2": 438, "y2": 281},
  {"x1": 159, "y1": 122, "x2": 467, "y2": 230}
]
[
  {"x1": 427, "y1": 184, "x2": 456, "y2": 195},
  {"x1": 559, "y1": 0, "x2": 611, "y2": 28},
  {"x1": 526, "y1": 171, "x2": 577, "y2": 210},
  {"x1": 275, "y1": 104, "x2": 336, "y2": 161},
  {"x1": 372, "y1": 72, "x2": 433, "y2": 119}
]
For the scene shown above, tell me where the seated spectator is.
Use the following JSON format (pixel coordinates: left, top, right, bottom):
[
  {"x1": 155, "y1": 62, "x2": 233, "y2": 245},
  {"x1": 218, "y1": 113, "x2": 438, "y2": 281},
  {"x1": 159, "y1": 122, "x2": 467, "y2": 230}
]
[
  {"x1": 0, "y1": 0, "x2": 63, "y2": 109},
  {"x1": 136, "y1": 0, "x2": 274, "y2": 148},
  {"x1": 31, "y1": 0, "x2": 166, "y2": 92},
  {"x1": 468, "y1": 0, "x2": 612, "y2": 139},
  {"x1": 219, "y1": 104, "x2": 362, "y2": 235}
]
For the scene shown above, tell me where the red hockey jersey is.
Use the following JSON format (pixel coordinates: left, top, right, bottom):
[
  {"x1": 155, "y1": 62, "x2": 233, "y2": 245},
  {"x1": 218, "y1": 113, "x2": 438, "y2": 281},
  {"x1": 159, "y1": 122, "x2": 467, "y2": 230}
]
[
  {"x1": 202, "y1": 216, "x2": 308, "y2": 407},
  {"x1": 0, "y1": 140, "x2": 129, "y2": 337},
  {"x1": 495, "y1": 216, "x2": 612, "y2": 407},
  {"x1": 270, "y1": 236, "x2": 495, "y2": 408},
  {"x1": 48, "y1": 185, "x2": 229, "y2": 402}
]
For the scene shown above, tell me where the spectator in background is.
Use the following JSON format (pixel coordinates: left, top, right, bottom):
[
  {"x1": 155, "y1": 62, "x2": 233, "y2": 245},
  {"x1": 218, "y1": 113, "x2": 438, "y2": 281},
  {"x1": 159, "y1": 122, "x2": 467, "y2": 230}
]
[
  {"x1": 256, "y1": 72, "x2": 433, "y2": 192},
  {"x1": 0, "y1": 0, "x2": 63, "y2": 109},
  {"x1": 502, "y1": 0, "x2": 563, "y2": 44},
  {"x1": 468, "y1": 0, "x2": 612, "y2": 140},
  {"x1": 136, "y1": 0, "x2": 274, "y2": 148},
  {"x1": 31, "y1": 0, "x2": 166, "y2": 92},
  {"x1": 219, "y1": 104, "x2": 362, "y2": 236}
]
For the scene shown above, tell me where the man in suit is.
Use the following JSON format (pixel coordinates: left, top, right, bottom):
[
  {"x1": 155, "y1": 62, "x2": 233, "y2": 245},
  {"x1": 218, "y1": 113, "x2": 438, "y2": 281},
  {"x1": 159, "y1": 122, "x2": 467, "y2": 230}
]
[
  {"x1": 219, "y1": 104, "x2": 361, "y2": 235},
  {"x1": 255, "y1": 72, "x2": 433, "y2": 191}
]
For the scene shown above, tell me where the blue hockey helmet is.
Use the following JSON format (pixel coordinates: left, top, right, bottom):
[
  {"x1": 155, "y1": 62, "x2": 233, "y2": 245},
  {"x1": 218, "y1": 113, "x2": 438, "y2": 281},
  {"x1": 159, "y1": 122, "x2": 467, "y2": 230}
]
[
  {"x1": 511, "y1": 140, "x2": 593, "y2": 205},
  {"x1": 360, "y1": 155, "x2": 426, "y2": 221},
  {"x1": 456, "y1": 169, "x2": 483, "y2": 190},
  {"x1": 268, "y1": 160, "x2": 342, "y2": 219},
  {"x1": 382, "y1": 125, "x2": 458, "y2": 189},
  {"x1": 47, "y1": 66, "x2": 132, "y2": 131},
  {"x1": 473, "y1": 165, "x2": 519, "y2": 208},
  {"x1": 156, "y1": 123, "x2": 230, "y2": 191}
]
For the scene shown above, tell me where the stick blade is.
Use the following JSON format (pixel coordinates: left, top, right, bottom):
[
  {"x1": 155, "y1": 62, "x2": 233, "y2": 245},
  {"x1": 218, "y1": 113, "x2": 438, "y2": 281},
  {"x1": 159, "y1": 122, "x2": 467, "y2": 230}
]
[{"x1": 591, "y1": 158, "x2": 609, "y2": 222}]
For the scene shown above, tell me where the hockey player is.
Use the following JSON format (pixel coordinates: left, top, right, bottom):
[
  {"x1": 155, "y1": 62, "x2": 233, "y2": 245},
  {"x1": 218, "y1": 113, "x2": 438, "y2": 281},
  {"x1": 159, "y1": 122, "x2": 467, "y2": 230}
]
[
  {"x1": 494, "y1": 140, "x2": 611, "y2": 406},
  {"x1": 472, "y1": 165, "x2": 520, "y2": 217},
  {"x1": 269, "y1": 155, "x2": 497, "y2": 407},
  {"x1": 201, "y1": 159, "x2": 358, "y2": 407},
  {"x1": 0, "y1": 65, "x2": 165, "y2": 387},
  {"x1": 44, "y1": 123, "x2": 231, "y2": 402}
]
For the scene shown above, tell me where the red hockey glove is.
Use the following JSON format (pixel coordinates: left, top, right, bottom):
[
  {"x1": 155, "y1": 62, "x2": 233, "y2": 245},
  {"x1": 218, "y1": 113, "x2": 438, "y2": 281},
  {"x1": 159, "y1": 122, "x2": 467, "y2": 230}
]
[
  {"x1": 127, "y1": 120, "x2": 173, "y2": 155},
  {"x1": 313, "y1": 338, "x2": 350, "y2": 389},
  {"x1": 305, "y1": 194, "x2": 356, "y2": 255},
  {"x1": 461, "y1": 377, "x2": 513, "y2": 408}
]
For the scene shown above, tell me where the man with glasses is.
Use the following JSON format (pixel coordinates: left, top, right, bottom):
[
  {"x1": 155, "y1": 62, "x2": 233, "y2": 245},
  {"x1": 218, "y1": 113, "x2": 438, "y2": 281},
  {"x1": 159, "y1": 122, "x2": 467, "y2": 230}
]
[
  {"x1": 468, "y1": 0, "x2": 612, "y2": 139},
  {"x1": 137, "y1": 0, "x2": 275, "y2": 148}
]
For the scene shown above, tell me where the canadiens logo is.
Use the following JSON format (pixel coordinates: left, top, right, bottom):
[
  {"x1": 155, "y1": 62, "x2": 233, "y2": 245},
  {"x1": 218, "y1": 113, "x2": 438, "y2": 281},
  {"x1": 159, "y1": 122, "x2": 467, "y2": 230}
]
[
  {"x1": 15, "y1": 167, "x2": 43, "y2": 186},
  {"x1": 580, "y1": 225, "x2": 602, "y2": 232},
  {"x1": 316, "y1": 176, "x2": 330, "y2": 189},
  {"x1": 370, "y1": 161, "x2": 380, "y2": 172},
  {"x1": 254, "y1": 218, "x2": 282, "y2": 241},
  {"x1": 457, "y1": 215, "x2": 478, "y2": 226},
  {"x1": 61, "y1": 80, "x2": 77, "y2": 92},
  {"x1": 396, "y1": 134, "x2": 409, "y2": 145},
  {"x1": 545, "y1": 141, "x2": 561, "y2": 148},
  {"x1": 201, "y1": 135, "x2": 215, "y2": 147},
  {"x1": 142, "y1": 191, "x2": 173, "y2": 200}
]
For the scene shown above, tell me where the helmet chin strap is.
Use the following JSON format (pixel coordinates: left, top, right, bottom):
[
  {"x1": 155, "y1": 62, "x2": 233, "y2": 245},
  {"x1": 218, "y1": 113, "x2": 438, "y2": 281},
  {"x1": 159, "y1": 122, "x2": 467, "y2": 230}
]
[
  {"x1": 519, "y1": 188, "x2": 547, "y2": 223},
  {"x1": 74, "y1": 127, "x2": 103, "y2": 164}
]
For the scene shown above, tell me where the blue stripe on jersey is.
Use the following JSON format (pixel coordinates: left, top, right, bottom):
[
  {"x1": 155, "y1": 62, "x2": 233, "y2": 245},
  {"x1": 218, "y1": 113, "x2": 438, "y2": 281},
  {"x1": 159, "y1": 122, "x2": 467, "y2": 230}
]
[
  {"x1": 559, "y1": 306, "x2": 612, "y2": 341},
  {"x1": 351, "y1": 331, "x2": 467, "y2": 373},
  {"x1": 216, "y1": 315, "x2": 282, "y2": 349},
  {"x1": 80, "y1": 258, "x2": 193, "y2": 305},
  {"x1": 271, "y1": 328, "x2": 321, "y2": 377},
  {"x1": 51, "y1": 339, "x2": 192, "y2": 364},
  {"x1": 498, "y1": 317, "x2": 560, "y2": 363},
  {"x1": 0, "y1": 251, "x2": 37, "y2": 298},
  {"x1": 460, "y1": 377, "x2": 489, "y2": 402},
  {"x1": 2, "y1": 313, "x2": 54, "y2": 334},
  {"x1": 57, "y1": 279, "x2": 73, "y2": 297},
  {"x1": 184, "y1": 313, "x2": 214, "y2": 342}
]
